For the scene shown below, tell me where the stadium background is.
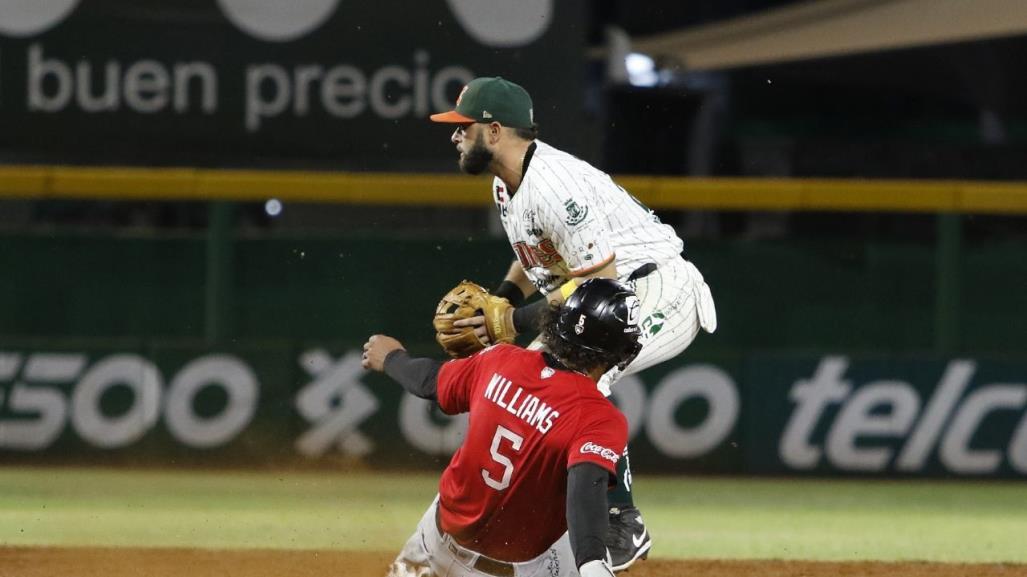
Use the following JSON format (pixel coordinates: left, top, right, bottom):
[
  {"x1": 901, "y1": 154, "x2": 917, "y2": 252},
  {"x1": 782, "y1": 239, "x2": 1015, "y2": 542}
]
[{"x1": 1, "y1": 1, "x2": 1026, "y2": 576}]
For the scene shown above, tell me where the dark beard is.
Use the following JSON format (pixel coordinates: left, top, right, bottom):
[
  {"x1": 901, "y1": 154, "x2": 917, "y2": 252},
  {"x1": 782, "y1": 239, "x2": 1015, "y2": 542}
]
[{"x1": 459, "y1": 134, "x2": 493, "y2": 175}]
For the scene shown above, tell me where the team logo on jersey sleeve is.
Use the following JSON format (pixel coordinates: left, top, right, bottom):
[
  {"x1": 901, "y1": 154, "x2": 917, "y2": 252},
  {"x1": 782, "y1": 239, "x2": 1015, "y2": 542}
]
[{"x1": 563, "y1": 198, "x2": 589, "y2": 226}]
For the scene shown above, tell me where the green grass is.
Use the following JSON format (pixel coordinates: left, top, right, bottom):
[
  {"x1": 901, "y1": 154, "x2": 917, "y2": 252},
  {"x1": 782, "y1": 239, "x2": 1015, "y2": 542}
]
[
  {"x1": 1, "y1": 467, "x2": 1025, "y2": 563},
  {"x1": 0, "y1": 467, "x2": 436, "y2": 552},
  {"x1": 637, "y1": 476, "x2": 1027, "y2": 562}
]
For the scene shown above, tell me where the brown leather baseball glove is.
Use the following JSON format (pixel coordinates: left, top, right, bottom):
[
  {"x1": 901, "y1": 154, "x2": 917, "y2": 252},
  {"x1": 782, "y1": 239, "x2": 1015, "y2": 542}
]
[{"x1": 433, "y1": 280, "x2": 516, "y2": 358}]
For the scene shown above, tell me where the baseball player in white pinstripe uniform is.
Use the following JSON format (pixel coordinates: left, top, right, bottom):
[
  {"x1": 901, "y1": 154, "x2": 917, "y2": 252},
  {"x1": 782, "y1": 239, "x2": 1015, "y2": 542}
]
[{"x1": 431, "y1": 76, "x2": 717, "y2": 572}]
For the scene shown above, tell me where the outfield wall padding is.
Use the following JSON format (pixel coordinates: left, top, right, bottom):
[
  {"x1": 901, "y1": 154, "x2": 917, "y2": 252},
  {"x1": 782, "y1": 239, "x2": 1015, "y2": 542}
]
[{"x1": 2, "y1": 233, "x2": 1026, "y2": 476}]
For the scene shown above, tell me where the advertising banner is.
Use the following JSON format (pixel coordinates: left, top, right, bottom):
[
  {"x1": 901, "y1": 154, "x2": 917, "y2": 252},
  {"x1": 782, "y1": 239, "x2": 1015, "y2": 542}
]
[
  {"x1": 0, "y1": 0, "x2": 587, "y2": 169},
  {"x1": 746, "y1": 355, "x2": 1027, "y2": 477},
  {"x1": 2, "y1": 344, "x2": 1024, "y2": 478}
]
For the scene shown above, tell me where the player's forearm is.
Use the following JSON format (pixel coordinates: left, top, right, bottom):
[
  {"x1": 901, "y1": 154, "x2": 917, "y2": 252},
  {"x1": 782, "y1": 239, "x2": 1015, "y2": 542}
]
[
  {"x1": 382, "y1": 350, "x2": 441, "y2": 401},
  {"x1": 494, "y1": 260, "x2": 536, "y2": 305},
  {"x1": 507, "y1": 258, "x2": 621, "y2": 334},
  {"x1": 502, "y1": 258, "x2": 620, "y2": 335},
  {"x1": 547, "y1": 259, "x2": 619, "y2": 305},
  {"x1": 566, "y1": 462, "x2": 612, "y2": 570},
  {"x1": 494, "y1": 260, "x2": 542, "y2": 334}
]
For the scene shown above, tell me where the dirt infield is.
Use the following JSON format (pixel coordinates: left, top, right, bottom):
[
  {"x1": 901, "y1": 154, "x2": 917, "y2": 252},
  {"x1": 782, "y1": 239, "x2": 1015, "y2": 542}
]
[{"x1": 2, "y1": 547, "x2": 1025, "y2": 577}]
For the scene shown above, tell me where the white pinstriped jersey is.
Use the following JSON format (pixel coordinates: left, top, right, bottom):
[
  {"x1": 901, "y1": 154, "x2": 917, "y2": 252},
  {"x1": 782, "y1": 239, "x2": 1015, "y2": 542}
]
[{"x1": 494, "y1": 140, "x2": 684, "y2": 294}]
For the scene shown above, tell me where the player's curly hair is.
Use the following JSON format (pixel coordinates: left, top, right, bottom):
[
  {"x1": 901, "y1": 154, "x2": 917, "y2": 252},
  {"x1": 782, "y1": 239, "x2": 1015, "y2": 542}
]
[{"x1": 538, "y1": 303, "x2": 617, "y2": 375}]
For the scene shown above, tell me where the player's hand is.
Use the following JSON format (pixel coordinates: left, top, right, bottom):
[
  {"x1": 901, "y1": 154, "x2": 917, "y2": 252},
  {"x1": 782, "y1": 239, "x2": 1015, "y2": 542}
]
[
  {"x1": 452, "y1": 315, "x2": 489, "y2": 345},
  {"x1": 362, "y1": 334, "x2": 404, "y2": 372}
]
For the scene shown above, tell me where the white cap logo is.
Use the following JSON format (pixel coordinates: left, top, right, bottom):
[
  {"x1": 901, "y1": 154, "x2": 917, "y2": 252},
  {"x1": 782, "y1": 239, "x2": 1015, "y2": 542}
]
[
  {"x1": 574, "y1": 314, "x2": 586, "y2": 335},
  {"x1": 0, "y1": 0, "x2": 79, "y2": 38}
]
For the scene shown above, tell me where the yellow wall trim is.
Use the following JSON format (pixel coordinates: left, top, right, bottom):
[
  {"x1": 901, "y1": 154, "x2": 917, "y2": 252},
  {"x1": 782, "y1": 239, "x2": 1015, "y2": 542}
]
[{"x1": 2, "y1": 165, "x2": 1026, "y2": 214}]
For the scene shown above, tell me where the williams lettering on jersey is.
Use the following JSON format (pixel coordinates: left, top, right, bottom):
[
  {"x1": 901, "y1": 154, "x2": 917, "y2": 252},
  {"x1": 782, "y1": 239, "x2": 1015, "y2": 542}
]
[
  {"x1": 434, "y1": 344, "x2": 628, "y2": 561},
  {"x1": 484, "y1": 372, "x2": 561, "y2": 434}
]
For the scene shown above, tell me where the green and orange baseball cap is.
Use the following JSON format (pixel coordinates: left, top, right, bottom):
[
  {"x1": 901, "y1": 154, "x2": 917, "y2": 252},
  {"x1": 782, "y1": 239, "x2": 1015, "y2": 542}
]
[{"x1": 430, "y1": 77, "x2": 534, "y2": 129}]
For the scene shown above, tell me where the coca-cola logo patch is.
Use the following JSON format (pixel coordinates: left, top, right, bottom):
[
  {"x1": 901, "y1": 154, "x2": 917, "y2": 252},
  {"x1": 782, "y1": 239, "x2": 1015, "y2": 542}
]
[{"x1": 580, "y1": 441, "x2": 620, "y2": 463}]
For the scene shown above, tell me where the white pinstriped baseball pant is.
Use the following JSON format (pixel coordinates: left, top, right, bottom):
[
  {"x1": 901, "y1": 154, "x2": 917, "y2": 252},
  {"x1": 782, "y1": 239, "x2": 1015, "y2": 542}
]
[
  {"x1": 529, "y1": 256, "x2": 716, "y2": 396},
  {"x1": 597, "y1": 256, "x2": 717, "y2": 396}
]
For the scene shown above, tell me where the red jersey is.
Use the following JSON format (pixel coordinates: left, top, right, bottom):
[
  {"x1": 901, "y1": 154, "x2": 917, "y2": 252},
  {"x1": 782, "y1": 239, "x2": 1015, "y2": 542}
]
[{"x1": 435, "y1": 344, "x2": 627, "y2": 562}]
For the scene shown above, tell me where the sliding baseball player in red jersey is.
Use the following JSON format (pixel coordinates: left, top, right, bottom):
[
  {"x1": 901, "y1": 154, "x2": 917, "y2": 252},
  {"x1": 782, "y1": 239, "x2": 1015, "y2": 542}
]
[
  {"x1": 363, "y1": 279, "x2": 643, "y2": 577},
  {"x1": 430, "y1": 76, "x2": 718, "y2": 570}
]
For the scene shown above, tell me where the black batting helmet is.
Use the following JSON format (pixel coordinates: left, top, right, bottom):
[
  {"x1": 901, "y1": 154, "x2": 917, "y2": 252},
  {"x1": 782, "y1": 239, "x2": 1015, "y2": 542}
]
[{"x1": 555, "y1": 278, "x2": 643, "y2": 370}]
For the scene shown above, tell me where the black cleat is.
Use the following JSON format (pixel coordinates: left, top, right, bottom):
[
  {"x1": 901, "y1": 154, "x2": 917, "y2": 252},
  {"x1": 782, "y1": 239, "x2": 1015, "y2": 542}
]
[{"x1": 606, "y1": 506, "x2": 651, "y2": 572}]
